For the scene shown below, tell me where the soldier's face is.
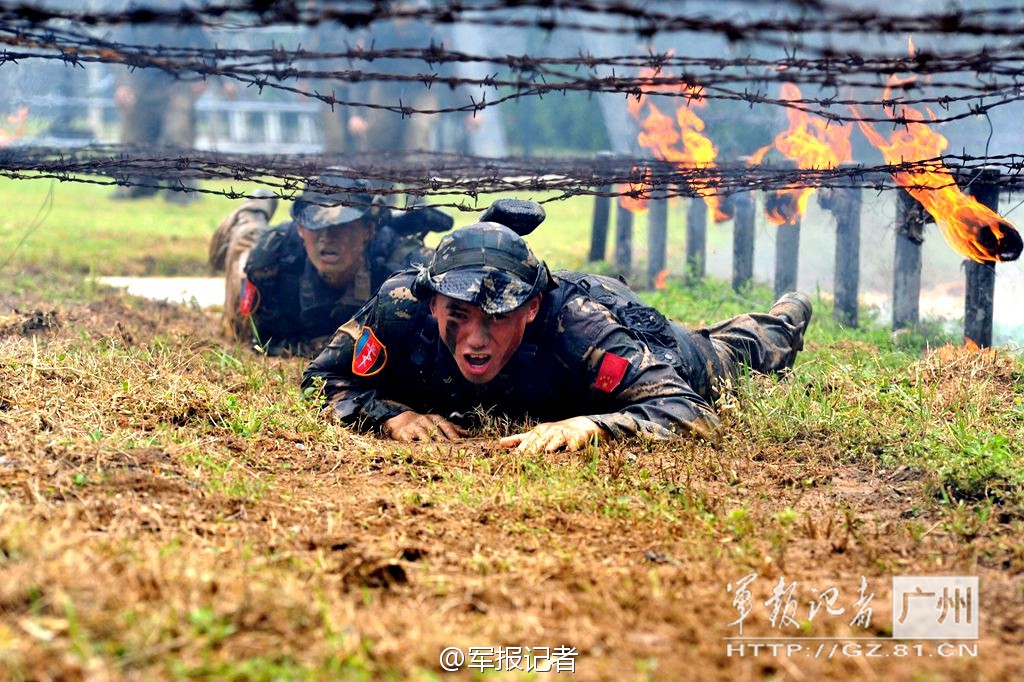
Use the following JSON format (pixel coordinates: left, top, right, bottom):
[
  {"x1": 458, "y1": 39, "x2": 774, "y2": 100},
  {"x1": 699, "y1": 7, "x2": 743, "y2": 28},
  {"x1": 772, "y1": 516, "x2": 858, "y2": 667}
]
[
  {"x1": 430, "y1": 294, "x2": 541, "y2": 384},
  {"x1": 297, "y1": 219, "x2": 374, "y2": 288}
]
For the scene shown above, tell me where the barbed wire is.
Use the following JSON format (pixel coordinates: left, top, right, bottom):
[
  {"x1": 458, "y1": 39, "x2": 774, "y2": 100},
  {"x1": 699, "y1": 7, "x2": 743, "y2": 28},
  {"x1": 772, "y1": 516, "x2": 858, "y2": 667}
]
[
  {"x1": 4, "y1": 23, "x2": 1024, "y2": 125},
  {"x1": 3, "y1": 0, "x2": 1024, "y2": 44},
  {"x1": 4, "y1": 146, "x2": 1024, "y2": 208}
]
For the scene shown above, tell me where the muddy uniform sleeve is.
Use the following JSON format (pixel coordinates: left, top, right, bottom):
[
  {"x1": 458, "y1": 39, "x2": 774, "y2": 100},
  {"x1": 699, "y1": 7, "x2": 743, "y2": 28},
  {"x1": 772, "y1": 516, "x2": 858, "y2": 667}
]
[
  {"x1": 556, "y1": 294, "x2": 721, "y2": 441},
  {"x1": 301, "y1": 275, "x2": 423, "y2": 429}
]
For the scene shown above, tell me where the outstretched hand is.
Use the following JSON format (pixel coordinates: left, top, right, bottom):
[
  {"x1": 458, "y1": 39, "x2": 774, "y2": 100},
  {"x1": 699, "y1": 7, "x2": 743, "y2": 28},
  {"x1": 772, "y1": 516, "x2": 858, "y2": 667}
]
[
  {"x1": 499, "y1": 417, "x2": 608, "y2": 454},
  {"x1": 382, "y1": 411, "x2": 468, "y2": 442}
]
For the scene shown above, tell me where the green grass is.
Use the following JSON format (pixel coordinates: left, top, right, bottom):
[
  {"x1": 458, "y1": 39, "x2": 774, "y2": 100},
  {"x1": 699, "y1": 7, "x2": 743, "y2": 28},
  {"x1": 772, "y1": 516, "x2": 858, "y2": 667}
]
[
  {"x1": 2, "y1": 177, "x2": 1024, "y2": 679},
  {"x1": 0, "y1": 177, "x2": 248, "y2": 276},
  {"x1": 0, "y1": 175, "x2": 711, "y2": 279}
]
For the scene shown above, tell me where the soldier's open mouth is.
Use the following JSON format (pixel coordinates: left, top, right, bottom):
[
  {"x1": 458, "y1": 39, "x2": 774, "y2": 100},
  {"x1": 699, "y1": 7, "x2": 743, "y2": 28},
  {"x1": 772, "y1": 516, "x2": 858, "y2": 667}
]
[
  {"x1": 464, "y1": 353, "x2": 491, "y2": 370},
  {"x1": 319, "y1": 249, "x2": 340, "y2": 264}
]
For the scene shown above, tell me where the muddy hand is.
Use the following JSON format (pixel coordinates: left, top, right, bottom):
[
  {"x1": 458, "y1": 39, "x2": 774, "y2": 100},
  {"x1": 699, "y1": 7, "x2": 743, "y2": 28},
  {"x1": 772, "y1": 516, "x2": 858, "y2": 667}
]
[
  {"x1": 499, "y1": 417, "x2": 608, "y2": 454},
  {"x1": 383, "y1": 411, "x2": 468, "y2": 442}
]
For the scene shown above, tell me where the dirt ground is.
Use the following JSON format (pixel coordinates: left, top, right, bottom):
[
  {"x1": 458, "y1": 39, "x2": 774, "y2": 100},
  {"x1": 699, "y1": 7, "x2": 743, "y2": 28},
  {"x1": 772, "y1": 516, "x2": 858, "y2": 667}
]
[{"x1": 1, "y1": 288, "x2": 1022, "y2": 680}]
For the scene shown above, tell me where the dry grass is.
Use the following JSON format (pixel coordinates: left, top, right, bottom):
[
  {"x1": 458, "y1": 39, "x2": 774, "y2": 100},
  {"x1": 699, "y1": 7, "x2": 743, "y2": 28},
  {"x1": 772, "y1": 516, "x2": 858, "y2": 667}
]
[{"x1": 1, "y1": 279, "x2": 1023, "y2": 681}]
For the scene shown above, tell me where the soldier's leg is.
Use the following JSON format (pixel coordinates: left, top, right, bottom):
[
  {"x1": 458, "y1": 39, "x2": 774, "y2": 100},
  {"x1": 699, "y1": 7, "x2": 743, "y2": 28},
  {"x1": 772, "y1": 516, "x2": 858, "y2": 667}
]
[
  {"x1": 162, "y1": 84, "x2": 199, "y2": 203},
  {"x1": 399, "y1": 91, "x2": 439, "y2": 151},
  {"x1": 113, "y1": 79, "x2": 162, "y2": 198},
  {"x1": 671, "y1": 293, "x2": 812, "y2": 401},
  {"x1": 320, "y1": 107, "x2": 348, "y2": 154},
  {"x1": 210, "y1": 192, "x2": 278, "y2": 340}
]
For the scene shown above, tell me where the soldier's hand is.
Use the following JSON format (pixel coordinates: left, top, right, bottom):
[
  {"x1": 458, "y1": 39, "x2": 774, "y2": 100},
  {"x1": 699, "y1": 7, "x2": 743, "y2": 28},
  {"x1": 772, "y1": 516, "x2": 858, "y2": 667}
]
[
  {"x1": 499, "y1": 417, "x2": 608, "y2": 454},
  {"x1": 382, "y1": 411, "x2": 468, "y2": 442}
]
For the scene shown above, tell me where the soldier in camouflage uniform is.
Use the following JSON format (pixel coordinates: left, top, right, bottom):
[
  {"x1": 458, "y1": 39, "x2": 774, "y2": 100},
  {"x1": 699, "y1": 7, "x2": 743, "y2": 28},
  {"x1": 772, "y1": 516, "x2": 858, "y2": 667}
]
[
  {"x1": 302, "y1": 221, "x2": 813, "y2": 453},
  {"x1": 209, "y1": 175, "x2": 441, "y2": 357}
]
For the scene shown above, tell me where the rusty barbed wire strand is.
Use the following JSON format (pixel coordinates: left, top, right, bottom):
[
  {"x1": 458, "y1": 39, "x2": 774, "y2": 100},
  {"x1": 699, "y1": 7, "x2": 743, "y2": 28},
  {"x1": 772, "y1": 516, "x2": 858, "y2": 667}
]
[
  {"x1": 3, "y1": 0, "x2": 1024, "y2": 44},
  {"x1": 4, "y1": 146, "x2": 1024, "y2": 209},
  {"x1": 3, "y1": 22, "x2": 1024, "y2": 125}
]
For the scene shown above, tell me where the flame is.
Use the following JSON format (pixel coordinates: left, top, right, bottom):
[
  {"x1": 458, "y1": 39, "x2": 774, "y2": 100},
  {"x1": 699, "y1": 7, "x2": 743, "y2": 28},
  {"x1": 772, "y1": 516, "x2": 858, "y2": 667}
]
[
  {"x1": 625, "y1": 66, "x2": 730, "y2": 221},
  {"x1": 854, "y1": 80, "x2": 1022, "y2": 262},
  {"x1": 653, "y1": 268, "x2": 669, "y2": 289},
  {"x1": 619, "y1": 166, "x2": 651, "y2": 213},
  {"x1": 908, "y1": 35, "x2": 916, "y2": 58},
  {"x1": 0, "y1": 107, "x2": 28, "y2": 147},
  {"x1": 752, "y1": 84, "x2": 852, "y2": 225}
]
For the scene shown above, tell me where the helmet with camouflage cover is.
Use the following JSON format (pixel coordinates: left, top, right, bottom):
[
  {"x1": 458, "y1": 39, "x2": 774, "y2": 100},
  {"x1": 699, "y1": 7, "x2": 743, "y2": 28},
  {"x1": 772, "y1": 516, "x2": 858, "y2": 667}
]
[
  {"x1": 290, "y1": 169, "x2": 387, "y2": 230},
  {"x1": 411, "y1": 222, "x2": 555, "y2": 315}
]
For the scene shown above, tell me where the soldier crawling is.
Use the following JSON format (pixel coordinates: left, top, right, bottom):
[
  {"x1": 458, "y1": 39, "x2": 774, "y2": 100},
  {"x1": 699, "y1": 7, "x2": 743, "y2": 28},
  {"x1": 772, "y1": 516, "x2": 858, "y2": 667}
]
[
  {"x1": 302, "y1": 217, "x2": 813, "y2": 454},
  {"x1": 208, "y1": 173, "x2": 449, "y2": 357}
]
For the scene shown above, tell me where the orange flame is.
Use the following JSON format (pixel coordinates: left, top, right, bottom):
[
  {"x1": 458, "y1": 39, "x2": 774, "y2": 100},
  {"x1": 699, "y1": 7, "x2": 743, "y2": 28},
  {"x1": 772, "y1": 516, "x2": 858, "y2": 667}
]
[
  {"x1": 619, "y1": 166, "x2": 652, "y2": 213},
  {"x1": 0, "y1": 107, "x2": 28, "y2": 147},
  {"x1": 626, "y1": 66, "x2": 729, "y2": 221},
  {"x1": 854, "y1": 80, "x2": 1022, "y2": 262},
  {"x1": 751, "y1": 84, "x2": 852, "y2": 225},
  {"x1": 653, "y1": 268, "x2": 669, "y2": 289}
]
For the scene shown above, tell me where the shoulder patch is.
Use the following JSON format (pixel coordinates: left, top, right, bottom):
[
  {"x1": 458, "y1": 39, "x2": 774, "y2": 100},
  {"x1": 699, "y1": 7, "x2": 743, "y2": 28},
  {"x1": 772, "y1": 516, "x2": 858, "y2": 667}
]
[
  {"x1": 352, "y1": 326, "x2": 387, "y2": 376},
  {"x1": 594, "y1": 351, "x2": 629, "y2": 393},
  {"x1": 239, "y1": 279, "x2": 260, "y2": 316}
]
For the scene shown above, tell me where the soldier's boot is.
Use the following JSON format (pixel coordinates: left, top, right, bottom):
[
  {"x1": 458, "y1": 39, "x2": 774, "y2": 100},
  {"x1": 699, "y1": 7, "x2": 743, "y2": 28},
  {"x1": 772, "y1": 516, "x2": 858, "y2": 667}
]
[
  {"x1": 768, "y1": 292, "x2": 813, "y2": 367},
  {"x1": 208, "y1": 189, "x2": 278, "y2": 271}
]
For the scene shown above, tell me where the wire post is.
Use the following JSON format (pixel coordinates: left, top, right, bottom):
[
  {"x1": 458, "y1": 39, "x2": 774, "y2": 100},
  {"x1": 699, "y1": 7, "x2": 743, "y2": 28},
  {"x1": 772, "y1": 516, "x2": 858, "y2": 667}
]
[
  {"x1": 820, "y1": 185, "x2": 863, "y2": 327},
  {"x1": 614, "y1": 199, "x2": 634, "y2": 277},
  {"x1": 893, "y1": 189, "x2": 927, "y2": 330},
  {"x1": 589, "y1": 190, "x2": 611, "y2": 262},
  {"x1": 647, "y1": 188, "x2": 668, "y2": 289},
  {"x1": 732, "y1": 192, "x2": 755, "y2": 292},
  {"x1": 589, "y1": 152, "x2": 614, "y2": 262},
  {"x1": 774, "y1": 218, "x2": 800, "y2": 298},
  {"x1": 964, "y1": 169, "x2": 999, "y2": 347},
  {"x1": 685, "y1": 197, "x2": 707, "y2": 285}
]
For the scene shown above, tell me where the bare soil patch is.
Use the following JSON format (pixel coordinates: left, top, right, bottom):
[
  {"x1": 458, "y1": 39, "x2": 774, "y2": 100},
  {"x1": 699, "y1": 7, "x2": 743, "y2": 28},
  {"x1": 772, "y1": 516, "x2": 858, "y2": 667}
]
[{"x1": 1, "y1": 287, "x2": 1021, "y2": 680}]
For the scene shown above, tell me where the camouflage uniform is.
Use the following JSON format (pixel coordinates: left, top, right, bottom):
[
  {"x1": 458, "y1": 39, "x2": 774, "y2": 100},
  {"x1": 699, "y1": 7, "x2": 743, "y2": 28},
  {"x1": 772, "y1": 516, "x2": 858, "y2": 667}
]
[
  {"x1": 239, "y1": 221, "x2": 432, "y2": 357},
  {"x1": 209, "y1": 178, "x2": 437, "y2": 357},
  {"x1": 302, "y1": 252, "x2": 809, "y2": 440}
]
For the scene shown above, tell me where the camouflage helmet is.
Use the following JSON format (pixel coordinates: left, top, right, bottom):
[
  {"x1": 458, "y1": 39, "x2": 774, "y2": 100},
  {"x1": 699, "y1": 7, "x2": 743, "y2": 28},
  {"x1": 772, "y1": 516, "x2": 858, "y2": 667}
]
[
  {"x1": 290, "y1": 170, "x2": 386, "y2": 231},
  {"x1": 412, "y1": 222, "x2": 554, "y2": 315}
]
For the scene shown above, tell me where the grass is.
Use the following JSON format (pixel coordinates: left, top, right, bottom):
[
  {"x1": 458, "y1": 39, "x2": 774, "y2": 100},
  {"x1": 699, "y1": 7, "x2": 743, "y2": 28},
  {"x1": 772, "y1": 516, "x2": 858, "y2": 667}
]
[{"x1": 1, "y1": 178, "x2": 1023, "y2": 679}]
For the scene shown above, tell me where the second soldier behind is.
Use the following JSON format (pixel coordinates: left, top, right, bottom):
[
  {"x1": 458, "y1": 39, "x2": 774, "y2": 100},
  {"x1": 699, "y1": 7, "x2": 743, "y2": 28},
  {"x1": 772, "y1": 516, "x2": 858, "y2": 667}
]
[{"x1": 209, "y1": 173, "x2": 451, "y2": 356}]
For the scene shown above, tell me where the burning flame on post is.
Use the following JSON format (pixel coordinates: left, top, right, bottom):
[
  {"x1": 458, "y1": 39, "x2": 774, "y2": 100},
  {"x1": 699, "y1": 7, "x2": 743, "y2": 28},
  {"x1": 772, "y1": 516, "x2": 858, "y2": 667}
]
[
  {"x1": 619, "y1": 166, "x2": 652, "y2": 213},
  {"x1": 625, "y1": 67, "x2": 730, "y2": 221},
  {"x1": 0, "y1": 107, "x2": 28, "y2": 147},
  {"x1": 653, "y1": 268, "x2": 669, "y2": 289},
  {"x1": 749, "y1": 84, "x2": 853, "y2": 226},
  {"x1": 854, "y1": 79, "x2": 1023, "y2": 263}
]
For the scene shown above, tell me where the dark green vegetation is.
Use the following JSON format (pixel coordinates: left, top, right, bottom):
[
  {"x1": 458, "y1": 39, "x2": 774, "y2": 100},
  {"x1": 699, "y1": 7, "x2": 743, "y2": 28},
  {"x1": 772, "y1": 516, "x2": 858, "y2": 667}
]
[{"x1": 1, "y1": 178, "x2": 1022, "y2": 679}]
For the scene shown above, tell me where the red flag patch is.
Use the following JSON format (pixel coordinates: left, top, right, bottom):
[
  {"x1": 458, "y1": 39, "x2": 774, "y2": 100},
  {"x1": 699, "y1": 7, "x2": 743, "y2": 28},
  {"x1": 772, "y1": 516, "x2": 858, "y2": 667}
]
[
  {"x1": 239, "y1": 278, "x2": 259, "y2": 316},
  {"x1": 594, "y1": 352, "x2": 629, "y2": 393},
  {"x1": 352, "y1": 326, "x2": 387, "y2": 376}
]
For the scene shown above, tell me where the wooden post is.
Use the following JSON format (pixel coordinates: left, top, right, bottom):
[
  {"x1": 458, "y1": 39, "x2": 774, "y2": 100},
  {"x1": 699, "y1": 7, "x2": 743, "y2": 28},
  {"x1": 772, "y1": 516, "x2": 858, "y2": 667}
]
[
  {"x1": 590, "y1": 191, "x2": 611, "y2": 262},
  {"x1": 647, "y1": 191, "x2": 668, "y2": 288},
  {"x1": 614, "y1": 200, "x2": 634, "y2": 276},
  {"x1": 774, "y1": 218, "x2": 801, "y2": 298},
  {"x1": 732, "y1": 192, "x2": 755, "y2": 292},
  {"x1": 965, "y1": 170, "x2": 999, "y2": 347},
  {"x1": 819, "y1": 186, "x2": 863, "y2": 327},
  {"x1": 589, "y1": 152, "x2": 614, "y2": 263},
  {"x1": 686, "y1": 198, "x2": 707, "y2": 284},
  {"x1": 893, "y1": 189, "x2": 927, "y2": 330}
]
